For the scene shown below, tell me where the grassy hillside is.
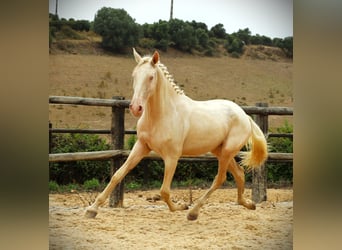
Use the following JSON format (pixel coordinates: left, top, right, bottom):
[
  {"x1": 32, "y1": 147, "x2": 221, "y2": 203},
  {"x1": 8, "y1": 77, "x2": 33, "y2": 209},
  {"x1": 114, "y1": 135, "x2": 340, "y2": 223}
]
[{"x1": 49, "y1": 34, "x2": 292, "y2": 136}]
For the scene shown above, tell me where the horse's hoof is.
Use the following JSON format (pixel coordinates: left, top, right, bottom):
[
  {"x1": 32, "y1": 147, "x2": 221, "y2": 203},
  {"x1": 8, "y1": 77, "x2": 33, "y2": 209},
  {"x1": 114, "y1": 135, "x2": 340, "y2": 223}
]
[
  {"x1": 180, "y1": 204, "x2": 189, "y2": 210},
  {"x1": 187, "y1": 212, "x2": 198, "y2": 221},
  {"x1": 85, "y1": 209, "x2": 98, "y2": 218},
  {"x1": 239, "y1": 200, "x2": 256, "y2": 210}
]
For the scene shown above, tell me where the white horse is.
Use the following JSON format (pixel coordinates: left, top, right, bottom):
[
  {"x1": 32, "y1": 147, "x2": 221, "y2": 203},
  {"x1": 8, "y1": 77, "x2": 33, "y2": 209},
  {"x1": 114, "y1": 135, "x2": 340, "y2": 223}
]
[{"x1": 85, "y1": 48, "x2": 268, "y2": 220}]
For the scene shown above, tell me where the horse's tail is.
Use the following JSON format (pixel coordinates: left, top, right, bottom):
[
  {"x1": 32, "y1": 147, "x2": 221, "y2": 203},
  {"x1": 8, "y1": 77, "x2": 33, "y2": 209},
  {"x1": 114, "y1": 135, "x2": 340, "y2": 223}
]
[{"x1": 239, "y1": 116, "x2": 268, "y2": 170}]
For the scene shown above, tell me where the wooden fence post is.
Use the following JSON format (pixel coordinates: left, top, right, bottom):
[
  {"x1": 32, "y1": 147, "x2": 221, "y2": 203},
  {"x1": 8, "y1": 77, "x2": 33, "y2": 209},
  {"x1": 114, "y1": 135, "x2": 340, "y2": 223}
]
[
  {"x1": 109, "y1": 96, "x2": 125, "y2": 207},
  {"x1": 49, "y1": 122, "x2": 52, "y2": 154},
  {"x1": 49, "y1": 122, "x2": 52, "y2": 169},
  {"x1": 252, "y1": 102, "x2": 268, "y2": 203}
]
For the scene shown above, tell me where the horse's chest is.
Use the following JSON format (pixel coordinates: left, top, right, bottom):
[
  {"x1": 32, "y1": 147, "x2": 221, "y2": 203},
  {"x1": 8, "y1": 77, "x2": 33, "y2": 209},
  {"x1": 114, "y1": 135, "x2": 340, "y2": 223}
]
[{"x1": 138, "y1": 125, "x2": 178, "y2": 151}]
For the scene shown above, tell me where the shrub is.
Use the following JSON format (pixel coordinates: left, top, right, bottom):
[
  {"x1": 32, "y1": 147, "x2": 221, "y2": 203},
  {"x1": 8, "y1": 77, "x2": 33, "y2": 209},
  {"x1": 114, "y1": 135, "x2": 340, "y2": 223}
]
[
  {"x1": 49, "y1": 133, "x2": 111, "y2": 185},
  {"x1": 83, "y1": 178, "x2": 100, "y2": 191},
  {"x1": 230, "y1": 51, "x2": 241, "y2": 58},
  {"x1": 169, "y1": 19, "x2": 198, "y2": 52},
  {"x1": 226, "y1": 36, "x2": 244, "y2": 55},
  {"x1": 126, "y1": 181, "x2": 142, "y2": 190},
  {"x1": 59, "y1": 25, "x2": 83, "y2": 39},
  {"x1": 125, "y1": 134, "x2": 137, "y2": 150},
  {"x1": 267, "y1": 120, "x2": 293, "y2": 184},
  {"x1": 139, "y1": 38, "x2": 156, "y2": 49},
  {"x1": 94, "y1": 7, "x2": 140, "y2": 53},
  {"x1": 49, "y1": 180, "x2": 59, "y2": 192},
  {"x1": 49, "y1": 122, "x2": 292, "y2": 188}
]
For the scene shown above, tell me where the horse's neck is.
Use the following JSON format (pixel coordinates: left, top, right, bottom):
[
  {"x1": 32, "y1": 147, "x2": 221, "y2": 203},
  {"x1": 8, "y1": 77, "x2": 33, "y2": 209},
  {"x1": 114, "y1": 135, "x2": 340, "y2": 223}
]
[{"x1": 145, "y1": 70, "x2": 179, "y2": 121}]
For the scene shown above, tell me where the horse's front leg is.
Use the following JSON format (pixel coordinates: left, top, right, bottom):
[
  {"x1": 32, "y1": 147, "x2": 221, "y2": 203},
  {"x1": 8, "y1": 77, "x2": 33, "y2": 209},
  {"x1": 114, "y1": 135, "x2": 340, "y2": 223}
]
[
  {"x1": 85, "y1": 140, "x2": 150, "y2": 218},
  {"x1": 160, "y1": 157, "x2": 189, "y2": 212}
]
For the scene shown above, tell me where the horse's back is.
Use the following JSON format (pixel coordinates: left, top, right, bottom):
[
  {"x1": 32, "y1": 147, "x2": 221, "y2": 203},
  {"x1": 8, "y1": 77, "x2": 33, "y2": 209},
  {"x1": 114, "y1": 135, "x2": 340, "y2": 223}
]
[
  {"x1": 181, "y1": 98, "x2": 249, "y2": 155},
  {"x1": 189, "y1": 99, "x2": 247, "y2": 122}
]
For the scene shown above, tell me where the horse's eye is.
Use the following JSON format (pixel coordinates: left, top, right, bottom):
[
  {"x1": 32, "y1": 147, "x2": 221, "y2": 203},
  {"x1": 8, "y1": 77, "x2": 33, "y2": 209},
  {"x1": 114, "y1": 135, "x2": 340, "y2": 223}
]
[{"x1": 149, "y1": 76, "x2": 154, "y2": 81}]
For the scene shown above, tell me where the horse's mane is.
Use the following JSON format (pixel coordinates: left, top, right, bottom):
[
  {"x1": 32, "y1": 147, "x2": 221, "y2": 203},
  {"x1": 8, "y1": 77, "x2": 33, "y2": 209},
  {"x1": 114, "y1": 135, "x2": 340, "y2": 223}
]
[
  {"x1": 140, "y1": 55, "x2": 184, "y2": 95},
  {"x1": 157, "y1": 62, "x2": 184, "y2": 95}
]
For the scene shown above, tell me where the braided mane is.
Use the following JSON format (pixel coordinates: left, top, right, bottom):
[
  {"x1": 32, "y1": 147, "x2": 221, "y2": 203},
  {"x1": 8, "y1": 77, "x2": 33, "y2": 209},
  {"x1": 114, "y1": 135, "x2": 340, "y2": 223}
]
[
  {"x1": 139, "y1": 55, "x2": 184, "y2": 95},
  {"x1": 157, "y1": 63, "x2": 184, "y2": 95}
]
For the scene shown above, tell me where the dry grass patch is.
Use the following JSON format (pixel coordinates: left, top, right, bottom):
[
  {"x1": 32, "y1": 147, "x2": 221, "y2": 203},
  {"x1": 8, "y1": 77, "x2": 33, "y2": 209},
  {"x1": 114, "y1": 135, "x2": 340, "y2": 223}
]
[{"x1": 49, "y1": 53, "x2": 292, "y2": 133}]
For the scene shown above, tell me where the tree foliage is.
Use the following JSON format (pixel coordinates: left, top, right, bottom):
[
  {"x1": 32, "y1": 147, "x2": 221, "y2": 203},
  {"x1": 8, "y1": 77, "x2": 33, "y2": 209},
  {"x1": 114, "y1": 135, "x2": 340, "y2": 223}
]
[
  {"x1": 267, "y1": 121, "x2": 293, "y2": 184},
  {"x1": 280, "y1": 36, "x2": 293, "y2": 58},
  {"x1": 93, "y1": 7, "x2": 140, "y2": 52},
  {"x1": 209, "y1": 23, "x2": 226, "y2": 39},
  {"x1": 49, "y1": 10, "x2": 293, "y2": 57},
  {"x1": 224, "y1": 34, "x2": 243, "y2": 57},
  {"x1": 49, "y1": 13, "x2": 90, "y2": 32},
  {"x1": 169, "y1": 19, "x2": 198, "y2": 52}
]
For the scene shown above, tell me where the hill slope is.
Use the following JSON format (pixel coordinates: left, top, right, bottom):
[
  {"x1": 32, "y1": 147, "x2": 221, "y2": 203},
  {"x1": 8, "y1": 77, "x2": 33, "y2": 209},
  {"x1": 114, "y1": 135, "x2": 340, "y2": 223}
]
[{"x1": 49, "y1": 34, "x2": 292, "y2": 134}]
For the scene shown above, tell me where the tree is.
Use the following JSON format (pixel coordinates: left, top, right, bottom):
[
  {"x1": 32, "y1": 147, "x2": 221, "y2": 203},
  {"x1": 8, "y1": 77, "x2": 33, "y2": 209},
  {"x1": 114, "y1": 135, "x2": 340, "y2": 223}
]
[
  {"x1": 190, "y1": 20, "x2": 208, "y2": 32},
  {"x1": 225, "y1": 34, "x2": 244, "y2": 57},
  {"x1": 281, "y1": 36, "x2": 293, "y2": 58},
  {"x1": 209, "y1": 23, "x2": 226, "y2": 39},
  {"x1": 93, "y1": 7, "x2": 140, "y2": 52},
  {"x1": 272, "y1": 37, "x2": 283, "y2": 47},
  {"x1": 169, "y1": 19, "x2": 197, "y2": 52},
  {"x1": 196, "y1": 28, "x2": 209, "y2": 49},
  {"x1": 151, "y1": 20, "x2": 170, "y2": 51},
  {"x1": 235, "y1": 28, "x2": 251, "y2": 45},
  {"x1": 251, "y1": 34, "x2": 263, "y2": 45}
]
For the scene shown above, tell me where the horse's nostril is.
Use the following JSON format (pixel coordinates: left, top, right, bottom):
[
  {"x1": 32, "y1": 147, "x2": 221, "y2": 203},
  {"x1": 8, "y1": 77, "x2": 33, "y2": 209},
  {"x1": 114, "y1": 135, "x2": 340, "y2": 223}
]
[{"x1": 138, "y1": 106, "x2": 142, "y2": 112}]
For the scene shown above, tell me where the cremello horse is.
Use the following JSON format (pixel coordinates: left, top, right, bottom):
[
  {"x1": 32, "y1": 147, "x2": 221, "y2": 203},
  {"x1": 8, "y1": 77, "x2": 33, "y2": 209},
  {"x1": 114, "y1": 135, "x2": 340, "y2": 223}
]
[{"x1": 85, "y1": 49, "x2": 268, "y2": 220}]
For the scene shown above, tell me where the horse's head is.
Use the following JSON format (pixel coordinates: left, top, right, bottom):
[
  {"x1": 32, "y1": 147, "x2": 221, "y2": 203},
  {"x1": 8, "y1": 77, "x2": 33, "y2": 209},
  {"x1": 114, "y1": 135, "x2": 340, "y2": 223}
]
[{"x1": 129, "y1": 48, "x2": 160, "y2": 117}]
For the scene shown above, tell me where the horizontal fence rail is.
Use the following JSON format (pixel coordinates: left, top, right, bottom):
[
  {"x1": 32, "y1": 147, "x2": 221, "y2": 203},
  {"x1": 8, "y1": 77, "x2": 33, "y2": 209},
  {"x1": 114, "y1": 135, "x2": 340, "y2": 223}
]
[
  {"x1": 49, "y1": 150, "x2": 293, "y2": 163},
  {"x1": 49, "y1": 128, "x2": 137, "y2": 135},
  {"x1": 49, "y1": 96, "x2": 293, "y2": 115},
  {"x1": 49, "y1": 95, "x2": 131, "y2": 107}
]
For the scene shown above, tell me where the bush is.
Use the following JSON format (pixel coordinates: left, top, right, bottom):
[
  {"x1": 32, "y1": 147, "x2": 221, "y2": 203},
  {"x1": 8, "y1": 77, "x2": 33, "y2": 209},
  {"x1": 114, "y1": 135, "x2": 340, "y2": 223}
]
[
  {"x1": 139, "y1": 38, "x2": 156, "y2": 49},
  {"x1": 49, "y1": 133, "x2": 111, "y2": 185},
  {"x1": 169, "y1": 19, "x2": 198, "y2": 52},
  {"x1": 94, "y1": 7, "x2": 140, "y2": 53},
  {"x1": 267, "y1": 120, "x2": 293, "y2": 184},
  {"x1": 209, "y1": 23, "x2": 226, "y2": 39},
  {"x1": 58, "y1": 25, "x2": 83, "y2": 39},
  {"x1": 49, "y1": 125, "x2": 292, "y2": 188},
  {"x1": 83, "y1": 178, "x2": 100, "y2": 191},
  {"x1": 225, "y1": 36, "x2": 244, "y2": 56},
  {"x1": 126, "y1": 134, "x2": 137, "y2": 150},
  {"x1": 49, "y1": 180, "x2": 59, "y2": 192},
  {"x1": 230, "y1": 51, "x2": 241, "y2": 58}
]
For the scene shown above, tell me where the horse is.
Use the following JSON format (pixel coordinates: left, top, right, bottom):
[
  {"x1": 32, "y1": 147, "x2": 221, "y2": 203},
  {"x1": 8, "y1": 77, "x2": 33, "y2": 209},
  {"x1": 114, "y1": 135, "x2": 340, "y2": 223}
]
[{"x1": 85, "y1": 48, "x2": 268, "y2": 220}]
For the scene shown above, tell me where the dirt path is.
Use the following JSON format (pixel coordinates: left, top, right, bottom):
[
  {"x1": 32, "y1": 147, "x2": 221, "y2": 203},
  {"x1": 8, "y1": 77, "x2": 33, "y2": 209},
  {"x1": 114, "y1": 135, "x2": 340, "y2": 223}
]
[{"x1": 49, "y1": 188, "x2": 292, "y2": 249}]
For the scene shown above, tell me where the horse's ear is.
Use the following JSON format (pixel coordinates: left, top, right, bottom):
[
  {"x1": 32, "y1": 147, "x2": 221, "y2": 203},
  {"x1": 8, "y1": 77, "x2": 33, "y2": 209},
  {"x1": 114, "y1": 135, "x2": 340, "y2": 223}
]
[
  {"x1": 133, "y1": 48, "x2": 142, "y2": 63},
  {"x1": 151, "y1": 51, "x2": 159, "y2": 65}
]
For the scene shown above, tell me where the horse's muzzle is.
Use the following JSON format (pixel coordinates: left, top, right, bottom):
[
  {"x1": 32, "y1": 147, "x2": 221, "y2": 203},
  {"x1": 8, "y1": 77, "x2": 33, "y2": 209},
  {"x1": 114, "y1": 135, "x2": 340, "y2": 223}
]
[{"x1": 129, "y1": 103, "x2": 143, "y2": 117}]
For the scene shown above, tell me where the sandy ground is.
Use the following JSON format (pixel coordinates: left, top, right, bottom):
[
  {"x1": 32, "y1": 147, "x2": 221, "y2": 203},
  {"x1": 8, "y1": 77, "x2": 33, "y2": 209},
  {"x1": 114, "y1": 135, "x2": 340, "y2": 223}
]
[{"x1": 49, "y1": 188, "x2": 292, "y2": 249}]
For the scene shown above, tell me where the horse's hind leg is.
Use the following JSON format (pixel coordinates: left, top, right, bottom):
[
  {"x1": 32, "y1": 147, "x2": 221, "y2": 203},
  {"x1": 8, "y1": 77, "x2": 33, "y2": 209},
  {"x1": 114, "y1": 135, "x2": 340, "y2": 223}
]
[
  {"x1": 187, "y1": 156, "x2": 230, "y2": 221},
  {"x1": 228, "y1": 158, "x2": 256, "y2": 210}
]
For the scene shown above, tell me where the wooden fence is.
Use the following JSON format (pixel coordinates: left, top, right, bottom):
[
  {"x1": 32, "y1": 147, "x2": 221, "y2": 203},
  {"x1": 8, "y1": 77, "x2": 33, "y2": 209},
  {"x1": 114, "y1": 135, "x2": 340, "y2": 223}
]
[{"x1": 49, "y1": 95, "x2": 293, "y2": 206}]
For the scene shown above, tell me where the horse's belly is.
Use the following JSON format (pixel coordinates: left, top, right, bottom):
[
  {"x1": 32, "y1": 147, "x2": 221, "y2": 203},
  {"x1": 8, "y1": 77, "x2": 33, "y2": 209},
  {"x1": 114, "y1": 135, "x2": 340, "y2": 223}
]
[
  {"x1": 182, "y1": 126, "x2": 227, "y2": 155},
  {"x1": 182, "y1": 141, "x2": 221, "y2": 155}
]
